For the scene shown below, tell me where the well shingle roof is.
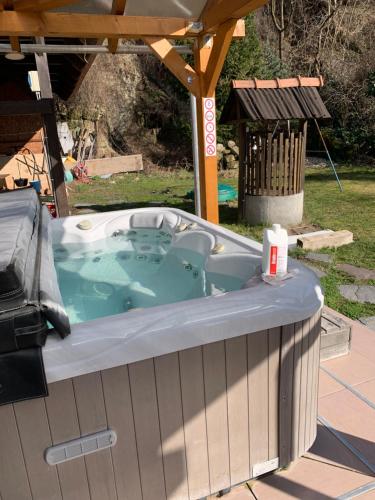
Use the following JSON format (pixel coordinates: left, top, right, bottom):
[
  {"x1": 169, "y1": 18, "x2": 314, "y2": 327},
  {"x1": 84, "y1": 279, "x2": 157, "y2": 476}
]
[{"x1": 220, "y1": 85, "x2": 331, "y2": 123}]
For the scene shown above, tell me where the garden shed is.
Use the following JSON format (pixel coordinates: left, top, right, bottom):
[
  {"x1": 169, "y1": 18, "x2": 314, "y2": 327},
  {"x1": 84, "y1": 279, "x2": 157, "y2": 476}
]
[{"x1": 220, "y1": 77, "x2": 331, "y2": 224}]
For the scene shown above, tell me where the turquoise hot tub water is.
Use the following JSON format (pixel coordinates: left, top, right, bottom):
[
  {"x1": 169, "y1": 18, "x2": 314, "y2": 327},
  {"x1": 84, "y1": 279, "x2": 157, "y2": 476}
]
[{"x1": 54, "y1": 228, "x2": 244, "y2": 325}]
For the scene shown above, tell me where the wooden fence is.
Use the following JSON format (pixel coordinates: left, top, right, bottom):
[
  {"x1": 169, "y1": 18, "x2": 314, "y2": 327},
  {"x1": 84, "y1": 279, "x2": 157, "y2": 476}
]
[{"x1": 245, "y1": 129, "x2": 306, "y2": 196}]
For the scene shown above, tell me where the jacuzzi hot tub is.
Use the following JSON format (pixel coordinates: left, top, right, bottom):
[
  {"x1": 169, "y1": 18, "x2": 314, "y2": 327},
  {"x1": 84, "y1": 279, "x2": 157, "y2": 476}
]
[{"x1": 0, "y1": 207, "x2": 323, "y2": 500}]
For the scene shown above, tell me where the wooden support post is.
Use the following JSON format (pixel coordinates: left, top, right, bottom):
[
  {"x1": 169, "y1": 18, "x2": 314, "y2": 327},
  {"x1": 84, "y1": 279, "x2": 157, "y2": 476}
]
[
  {"x1": 34, "y1": 37, "x2": 69, "y2": 216},
  {"x1": 194, "y1": 36, "x2": 219, "y2": 224},
  {"x1": 195, "y1": 95, "x2": 219, "y2": 223},
  {"x1": 300, "y1": 120, "x2": 307, "y2": 191},
  {"x1": 203, "y1": 19, "x2": 237, "y2": 96},
  {"x1": 193, "y1": 21, "x2": 239, "y2": 223},
  {"x1": 142, "y1": 20, "x2": 240, "y2": 223},
  {"x1": 9, "y1": 35, "x2": 20, "y2": 52},
  {"x1": 201, "y1": 0, "x2": 268, "y2": 32},
  {"x1": 108, "y1": 0, "x2": 127, "y2": 54}
]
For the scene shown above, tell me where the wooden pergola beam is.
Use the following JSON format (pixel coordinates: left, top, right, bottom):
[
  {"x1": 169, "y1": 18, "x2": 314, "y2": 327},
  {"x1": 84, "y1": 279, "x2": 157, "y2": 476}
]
[
  {"x1": 201, "y1": 0, "x2": 267, "y2": 32},
  {"x1": 14, "y1": 0, "x2": 81, "y2": 12},
  {"x1": 143, "y1": 37, "x2": 200, "y2": 97},
  {"x1": 0, "y1": 11, "x2": 199, "y2": 39},
  {"x1": 108, "y1": 0, "x2": 127, "y2": 54},
  {"x1": 233, "y1": 19, "x2": 245, "y2": 38},
  {"x1": 203, "y1": 19, "x2": 237, "y2": 96}
]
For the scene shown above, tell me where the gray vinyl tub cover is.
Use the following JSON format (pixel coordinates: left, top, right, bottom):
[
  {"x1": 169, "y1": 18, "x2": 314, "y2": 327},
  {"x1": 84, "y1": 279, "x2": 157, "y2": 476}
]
[{"x1": 0, "y1": 189, "x2": 70, "y2": 341}]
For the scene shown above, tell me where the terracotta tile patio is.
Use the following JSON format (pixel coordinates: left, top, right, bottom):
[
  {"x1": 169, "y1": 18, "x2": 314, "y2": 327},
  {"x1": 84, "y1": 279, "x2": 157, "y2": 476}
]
[{"x1": 210, "y1": 308, "x2": 375, "y2": 500}]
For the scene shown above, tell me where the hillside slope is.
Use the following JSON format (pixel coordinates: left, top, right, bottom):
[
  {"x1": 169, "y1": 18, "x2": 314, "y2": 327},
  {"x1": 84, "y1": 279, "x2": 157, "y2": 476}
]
[{"x1": 58, "y1": 51, "x2": 192, "y2": 168}]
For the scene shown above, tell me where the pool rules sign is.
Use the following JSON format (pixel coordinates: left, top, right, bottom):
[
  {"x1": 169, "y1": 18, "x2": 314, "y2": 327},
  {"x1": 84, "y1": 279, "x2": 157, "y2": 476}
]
[{"x1": 203, "y1": 98, "x2": 216, "y2": 157}]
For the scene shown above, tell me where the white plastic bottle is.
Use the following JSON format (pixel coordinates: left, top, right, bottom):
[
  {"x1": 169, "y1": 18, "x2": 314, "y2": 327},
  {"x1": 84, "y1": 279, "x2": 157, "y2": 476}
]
[{"x1": 262, "y1": 224, "x2": 288, "y2": 276}]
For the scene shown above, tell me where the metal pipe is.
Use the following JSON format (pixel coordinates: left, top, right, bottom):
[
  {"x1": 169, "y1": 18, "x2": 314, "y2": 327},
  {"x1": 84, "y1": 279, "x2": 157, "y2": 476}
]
[
  {"x1": 190, "y1": 93, "x2": 201, "y2": 218},
  {"x1": 318, "y1": 415, "x2": 375, "y2": 474},
  {"x1": 314, "y1": 118, "x2": 343, "y2": 192},
  {"x1": 0, "y1": 43, "x2": 192, "y2": 55},
  {"x1": 320, "y1": 365, "x2": 375, "y2": 411},
  {"x1": 337, "y1": 482, "x2": 375, "y2": 500}
]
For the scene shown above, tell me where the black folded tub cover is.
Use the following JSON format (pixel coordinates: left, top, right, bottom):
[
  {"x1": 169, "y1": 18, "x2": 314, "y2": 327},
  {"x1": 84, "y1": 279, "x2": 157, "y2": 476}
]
[{"x1": 0, "y1": 189, "x2": 70, "y2": 405}]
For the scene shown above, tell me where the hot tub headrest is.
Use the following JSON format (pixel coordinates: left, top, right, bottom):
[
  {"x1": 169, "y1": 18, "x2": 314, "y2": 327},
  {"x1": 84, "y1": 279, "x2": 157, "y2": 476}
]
[
  {"x1": 130, "y1": 213, "x2": 164, "y2": 229},
  {"x1": 205, "y1": 253, "x2": 261, "y2": 281},
  {"x1": 129, "y1": 211, "x2": 180, "y2": 231},
  {"x1": 173, "y1": 230, "x2": 216, "y2": 255}
]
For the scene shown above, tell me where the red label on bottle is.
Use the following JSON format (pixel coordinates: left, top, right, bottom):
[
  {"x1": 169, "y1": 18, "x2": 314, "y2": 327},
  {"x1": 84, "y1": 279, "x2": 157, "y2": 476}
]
[{"x1": 270, "y1": 246, "x2": 278, "y2": 275}]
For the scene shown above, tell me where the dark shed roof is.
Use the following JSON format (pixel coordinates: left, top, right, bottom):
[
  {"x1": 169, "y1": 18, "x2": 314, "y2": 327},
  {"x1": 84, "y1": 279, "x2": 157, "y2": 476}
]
[
  {"x1": 220, "y1": 85, "x2": 331, "y2": 124},
  {"x1": 0, "y1": 37, "x2": 94, "y2": 100}
]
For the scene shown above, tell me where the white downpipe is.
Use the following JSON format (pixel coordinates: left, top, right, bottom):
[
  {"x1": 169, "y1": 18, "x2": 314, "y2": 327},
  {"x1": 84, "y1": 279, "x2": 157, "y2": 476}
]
[{"x1": 190, "y1": 93, "x2": 201, "y2": 218}]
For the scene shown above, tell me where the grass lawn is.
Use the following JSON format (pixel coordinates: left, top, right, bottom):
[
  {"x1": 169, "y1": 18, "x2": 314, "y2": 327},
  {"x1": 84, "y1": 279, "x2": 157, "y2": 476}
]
[{"x1": 69, "y1": 164, "x2": 375, "y2": 320}]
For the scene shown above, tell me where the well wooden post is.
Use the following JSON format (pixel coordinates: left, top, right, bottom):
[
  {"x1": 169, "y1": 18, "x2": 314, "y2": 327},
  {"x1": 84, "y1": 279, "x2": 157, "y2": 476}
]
[{"x1": 237, "y1": 122, "x2": 247, "y2": 220}]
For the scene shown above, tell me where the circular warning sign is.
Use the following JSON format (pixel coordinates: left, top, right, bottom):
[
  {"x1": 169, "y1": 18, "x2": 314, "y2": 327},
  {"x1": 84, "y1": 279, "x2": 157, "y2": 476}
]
[
  {"x1": 204, "y1": 99, "x2": 214, "y2": 110},
  {"x1": 206, "y1": 144, "x2": 216, "y2": 155},
  {"x1": 203, "y1": 98, "x2": 216, "y2": 157},
  {"x1": 206, "y1": 133, "x2": 215, "y2": 144}
]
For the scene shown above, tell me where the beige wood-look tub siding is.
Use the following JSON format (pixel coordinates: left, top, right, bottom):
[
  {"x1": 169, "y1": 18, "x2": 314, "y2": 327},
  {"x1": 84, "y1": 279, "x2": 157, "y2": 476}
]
[{"x1": 0, "y1": 312, "x2": 321, "y2": 500}]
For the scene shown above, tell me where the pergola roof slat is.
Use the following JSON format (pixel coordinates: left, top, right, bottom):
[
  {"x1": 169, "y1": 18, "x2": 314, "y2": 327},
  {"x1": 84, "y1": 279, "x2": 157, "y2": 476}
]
[{"x1": 0, "y1": 11, "x2": 197, "y2": 38}]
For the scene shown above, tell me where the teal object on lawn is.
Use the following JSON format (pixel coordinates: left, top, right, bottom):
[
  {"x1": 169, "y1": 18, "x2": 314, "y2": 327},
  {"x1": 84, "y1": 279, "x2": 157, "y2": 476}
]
[
  {"x1": 217, "y1": 184, "x2": 237, "y2": 202},
  {"x1": 64, "y1": 170, "x2": 74, "y2": 183},
  {"x1": 186, "y1": 184, "x2": 237, "y2": 203}
]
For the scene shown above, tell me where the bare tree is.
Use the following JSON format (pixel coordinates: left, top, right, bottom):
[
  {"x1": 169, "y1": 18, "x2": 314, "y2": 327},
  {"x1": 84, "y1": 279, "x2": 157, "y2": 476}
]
[{"x1": 270, "y1": 0, "x2": 285, "y2": 62}]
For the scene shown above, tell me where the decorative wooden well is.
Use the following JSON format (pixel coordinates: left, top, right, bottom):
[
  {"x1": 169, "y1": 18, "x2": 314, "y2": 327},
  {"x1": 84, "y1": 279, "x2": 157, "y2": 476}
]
[
  {"x1": 245, "y1": 125, "x2": 306, "y2": 197},
  {"x1": 220, "y1": 77, "x2": 330, "y2": 225}
]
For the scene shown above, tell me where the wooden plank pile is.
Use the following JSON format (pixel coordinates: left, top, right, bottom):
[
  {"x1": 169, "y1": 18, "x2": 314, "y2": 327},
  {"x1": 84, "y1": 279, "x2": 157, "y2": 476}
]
[
  {"x1": 297, "y1": 230, "x2": 353, "y2": 250},
  {"x1": 85, "y1": 155, "x2": 143, "y2": 176}
]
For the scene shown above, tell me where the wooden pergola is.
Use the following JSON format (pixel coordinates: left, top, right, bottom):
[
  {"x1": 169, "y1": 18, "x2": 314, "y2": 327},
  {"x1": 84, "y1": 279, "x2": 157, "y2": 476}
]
[{"x1": 0, "y1": 0, "x2": 267, "y2": 223}]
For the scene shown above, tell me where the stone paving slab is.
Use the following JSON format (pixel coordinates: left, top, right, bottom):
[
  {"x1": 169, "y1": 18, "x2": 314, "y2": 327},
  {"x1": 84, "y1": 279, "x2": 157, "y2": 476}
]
[
  {"x1": 339, "y1": 285, "x2": 375, "y2": 304},
  {"x1": 250, "y1": 425, "x2": 374, "y2": 499},
  {"x1": 232, "y1": 315, "x2": 375, "y2": 500},
  {"x1": 306, "y1": 252, "x2": 333, "y2": 263},
  {"x1": 359, "y1": 316, "x2": 375, "y2": 332},
  {"x1": 337, "y1": 263, "x2": 375, "y2": 280},
  {"x1": 208, "y1": 484, "x2": 253, "y2": 499},
  {"x1": 303, "y1": 263, "x2": 327, "y2": 278}
]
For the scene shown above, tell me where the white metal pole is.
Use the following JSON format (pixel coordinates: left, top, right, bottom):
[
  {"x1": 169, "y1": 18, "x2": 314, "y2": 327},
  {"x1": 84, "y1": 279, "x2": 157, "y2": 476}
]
[
  {"x1": 190, "y1": 93, "x2": 201, "y2": 218},
  {"x1": 0, "y1": 43, "x2": 192, "y2": 55}
]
